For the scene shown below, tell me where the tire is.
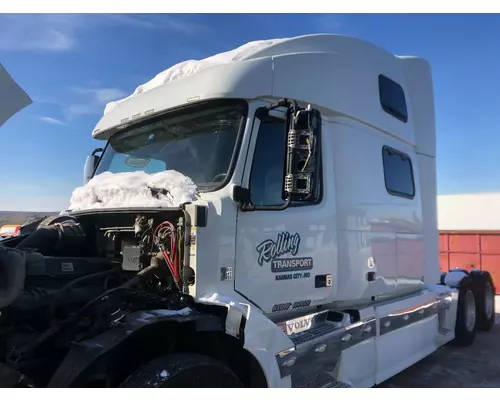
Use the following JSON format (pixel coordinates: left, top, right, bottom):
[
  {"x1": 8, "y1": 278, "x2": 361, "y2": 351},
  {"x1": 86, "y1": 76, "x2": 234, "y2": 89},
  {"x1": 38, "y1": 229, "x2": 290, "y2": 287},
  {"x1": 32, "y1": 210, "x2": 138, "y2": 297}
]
[
  {"x1": 453, "y1": 276, "x2": 477, "y2": 346},
  {"x1": 470, "y1": 270, "x2": 496, "y2": 331},
  {"x1": 120, "y1": 353, "x2": 244, "y2": 388}
]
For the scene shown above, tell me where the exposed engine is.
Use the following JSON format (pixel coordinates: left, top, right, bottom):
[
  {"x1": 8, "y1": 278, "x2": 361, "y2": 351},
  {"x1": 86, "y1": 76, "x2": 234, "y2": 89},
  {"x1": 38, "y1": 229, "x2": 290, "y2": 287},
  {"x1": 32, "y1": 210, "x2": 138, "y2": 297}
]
[{"x1": 0, "y1": 209, "x2": 194, "y2": 387}]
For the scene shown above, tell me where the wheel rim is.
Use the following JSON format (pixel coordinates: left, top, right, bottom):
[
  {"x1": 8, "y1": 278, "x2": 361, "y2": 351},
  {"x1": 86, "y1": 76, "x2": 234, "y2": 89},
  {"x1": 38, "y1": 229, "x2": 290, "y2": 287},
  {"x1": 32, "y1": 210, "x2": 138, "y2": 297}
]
[
  {"x1": 484, "y1": 282, "x2": 495, "y2": 318},
  {"x1": 465, "y1": 289, "x2": 476, "y2": 332}
]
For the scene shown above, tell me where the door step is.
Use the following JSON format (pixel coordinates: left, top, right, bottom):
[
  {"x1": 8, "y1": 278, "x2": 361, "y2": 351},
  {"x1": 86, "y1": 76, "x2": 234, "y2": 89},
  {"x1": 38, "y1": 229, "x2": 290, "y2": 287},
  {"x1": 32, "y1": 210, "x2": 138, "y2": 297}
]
[
  {"x1": 277, "y1": 310, "x2": 355, "y2": 346},
  {"x1": 290, "y1": 318, "x2": 344, "y2": 346},
  {"x1": 286, "y1": 310, "x2": 376, "y2": 349},
  {"x1": 293, "y1": 373, "x2": 353, "y2": 388},
  {"x1": 439, "y1": 327, "x2": 452, "y2": 335},
  {"x1": 275, "y1": 310, "x2": 376, "y2": 381}
]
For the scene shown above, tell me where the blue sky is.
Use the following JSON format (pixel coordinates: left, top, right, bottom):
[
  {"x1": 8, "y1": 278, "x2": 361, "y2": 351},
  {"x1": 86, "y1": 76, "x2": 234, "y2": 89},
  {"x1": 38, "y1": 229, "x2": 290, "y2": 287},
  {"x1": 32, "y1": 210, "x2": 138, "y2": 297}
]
[{"x1": 1, "y1": 13, "x2": 499, "y2": 211}]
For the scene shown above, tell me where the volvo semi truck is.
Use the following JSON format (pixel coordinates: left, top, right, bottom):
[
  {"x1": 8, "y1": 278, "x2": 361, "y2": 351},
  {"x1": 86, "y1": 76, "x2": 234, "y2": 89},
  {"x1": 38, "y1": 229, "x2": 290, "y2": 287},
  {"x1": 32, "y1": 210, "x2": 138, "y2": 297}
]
[{"x1": 0, "y1": 34, "x2": 495, "y2": 388}]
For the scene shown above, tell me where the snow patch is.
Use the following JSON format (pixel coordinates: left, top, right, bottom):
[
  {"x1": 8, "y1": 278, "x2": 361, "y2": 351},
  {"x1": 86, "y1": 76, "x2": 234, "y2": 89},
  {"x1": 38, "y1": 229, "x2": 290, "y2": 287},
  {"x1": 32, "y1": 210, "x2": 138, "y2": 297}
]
[
  {"x1": 159, "y1": 370, "x2": 169, "y2": 378},
  {"x1": 133, "y1": 307, "x2": 192, "y2": 323},
  {"x1": 148, "y1": 308, "x2": 192, "y2": 317},
  {"x1": 68, "y1": 170, "x2": 198, "y2": 211},
  {"x1": 103, "y1": 38, "x2": 288, "y2": 115}
]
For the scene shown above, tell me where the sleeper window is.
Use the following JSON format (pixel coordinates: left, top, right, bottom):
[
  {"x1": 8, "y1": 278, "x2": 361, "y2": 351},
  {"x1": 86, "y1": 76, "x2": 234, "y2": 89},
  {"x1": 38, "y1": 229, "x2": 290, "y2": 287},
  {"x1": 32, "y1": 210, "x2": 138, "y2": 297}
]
[
  {"x1": 382, "y1": 146, "x2": 415, "y2": 199},
  {"x1": 379, "y1": 75, "x2": 408, "y2": 123}
]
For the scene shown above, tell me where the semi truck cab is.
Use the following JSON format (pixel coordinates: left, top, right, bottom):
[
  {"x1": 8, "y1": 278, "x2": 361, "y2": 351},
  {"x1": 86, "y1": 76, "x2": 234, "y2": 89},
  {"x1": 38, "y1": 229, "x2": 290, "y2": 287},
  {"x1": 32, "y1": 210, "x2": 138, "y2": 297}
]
[
  {"x1": 86, "y1": 34, "x2": 438, "y2": 315},
  {"x1": 0, "y1": 34, "x2": 495, "y2": 388}
]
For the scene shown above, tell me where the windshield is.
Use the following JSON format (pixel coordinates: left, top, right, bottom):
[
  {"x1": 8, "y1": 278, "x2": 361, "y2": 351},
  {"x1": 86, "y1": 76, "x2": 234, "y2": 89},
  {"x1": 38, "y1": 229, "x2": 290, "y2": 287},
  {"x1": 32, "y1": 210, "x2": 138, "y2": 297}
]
[{"x1": 94, "y1": 101, "x2": 247, "y2": 190}]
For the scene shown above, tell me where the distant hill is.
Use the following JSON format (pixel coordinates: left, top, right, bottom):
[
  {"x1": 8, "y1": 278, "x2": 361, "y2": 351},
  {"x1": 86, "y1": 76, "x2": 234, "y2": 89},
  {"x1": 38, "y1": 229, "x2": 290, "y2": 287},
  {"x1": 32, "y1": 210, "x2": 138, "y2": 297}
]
[{"x1": 0, "y1": 211, "x2": 59, "y2": 226}]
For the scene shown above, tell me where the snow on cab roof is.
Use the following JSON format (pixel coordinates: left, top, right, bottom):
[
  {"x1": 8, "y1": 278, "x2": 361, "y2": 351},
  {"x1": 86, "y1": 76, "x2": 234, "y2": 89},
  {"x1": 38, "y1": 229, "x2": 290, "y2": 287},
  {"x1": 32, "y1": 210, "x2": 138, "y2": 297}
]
[
  {"x1": 103, "y1": 33, "x2": 398, "y2": 117},
  {"x1": 103, "y1": 37, "x2": 289, "y2": 116}
]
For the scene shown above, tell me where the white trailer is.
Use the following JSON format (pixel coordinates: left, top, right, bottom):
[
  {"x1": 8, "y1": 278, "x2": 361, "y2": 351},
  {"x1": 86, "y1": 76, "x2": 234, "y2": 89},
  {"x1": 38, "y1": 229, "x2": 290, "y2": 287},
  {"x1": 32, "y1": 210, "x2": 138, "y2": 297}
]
[{"x1": 0, "y1": 34, "x2": 495, "y2": 388}]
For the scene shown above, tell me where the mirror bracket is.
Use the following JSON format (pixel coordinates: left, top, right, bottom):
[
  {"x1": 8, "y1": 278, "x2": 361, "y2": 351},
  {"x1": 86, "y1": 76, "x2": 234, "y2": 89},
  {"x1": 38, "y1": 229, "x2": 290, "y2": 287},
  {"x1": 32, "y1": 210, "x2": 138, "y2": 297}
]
[
  {"x1": 256, "y1": 98, "x2": 321, "y2": 206},
  {"x1": 235, "y1": 98, "x2": 322, "y2": 213}
]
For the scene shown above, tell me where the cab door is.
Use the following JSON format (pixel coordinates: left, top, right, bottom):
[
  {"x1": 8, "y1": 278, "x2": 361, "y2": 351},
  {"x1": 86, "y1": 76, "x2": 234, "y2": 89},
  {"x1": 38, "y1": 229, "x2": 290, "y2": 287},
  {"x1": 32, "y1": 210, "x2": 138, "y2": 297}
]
[{"x1": 234, "y1": 107, "x2": 337, "y2": 315}]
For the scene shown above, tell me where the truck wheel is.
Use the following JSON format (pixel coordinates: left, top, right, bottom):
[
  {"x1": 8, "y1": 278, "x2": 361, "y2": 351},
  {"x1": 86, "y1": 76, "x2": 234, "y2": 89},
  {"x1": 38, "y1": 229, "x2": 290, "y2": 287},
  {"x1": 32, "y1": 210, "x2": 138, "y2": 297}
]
[
  {"x1": 470, "y1": 270, "x2": 496, "y2": 331},
  {"x1": 453, "y1": 277, "x2": 477, "y2": 346},
  {"x1": 119, "y1": 353, "x2": 244, "y2": 388}
]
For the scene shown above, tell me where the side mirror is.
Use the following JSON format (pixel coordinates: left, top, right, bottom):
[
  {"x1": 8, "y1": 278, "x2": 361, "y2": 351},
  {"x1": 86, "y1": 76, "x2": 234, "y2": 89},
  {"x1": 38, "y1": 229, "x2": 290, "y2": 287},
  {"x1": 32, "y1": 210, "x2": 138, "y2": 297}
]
[
  {"x1": 235, "y1": 99, "x2": 321, "y2": 212},
  {"x1": 284, "y1": 102, "x2": 321, "y2": 202},
  {"x1": 83, "y1": 148, "x2": 103, "y2": 185}
]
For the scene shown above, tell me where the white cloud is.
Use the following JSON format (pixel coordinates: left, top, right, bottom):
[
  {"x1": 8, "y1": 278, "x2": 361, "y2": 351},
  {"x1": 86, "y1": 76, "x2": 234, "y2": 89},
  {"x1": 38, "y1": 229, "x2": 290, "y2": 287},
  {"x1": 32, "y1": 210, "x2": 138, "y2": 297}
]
[
  {"x1": 35, "y1": 86, "x2": 127, "y2": 123},
  {"x1": 71, "y1": 87, "x2": 128, "y2": 103},
  {"x1": 95, "y1": 88, "x2": 128, "y2": 103},
  {"x1": 149, "y1": 14, "x2": 207, "y2": 36},
  {"x1": 0, "y1": 14, "x2": 81, "y2": 52},
  {"x1": 0, "y1": 14, "x2": 208, "y2": 53},
  {"x1": 40, "y1": 116, "x2": 67, "y2": 126},
  {"x1": 103, "y1": 14, "x2": 159, "y2": 29},
  {"x1": 61, "y1": 87, "x2": 128, "y2": 121},
  {"x1": 100, "y1": 14, "x2": 207, "y2": 36},
  {"x1": 64, "y1": 104, "x2": 98, "y2": 120}
]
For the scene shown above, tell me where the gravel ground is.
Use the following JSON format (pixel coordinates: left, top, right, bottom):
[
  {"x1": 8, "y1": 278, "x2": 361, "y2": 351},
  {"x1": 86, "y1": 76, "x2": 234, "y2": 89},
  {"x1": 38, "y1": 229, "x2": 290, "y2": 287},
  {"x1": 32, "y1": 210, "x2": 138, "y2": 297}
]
[{"x1": 378, "y1": 297, "x2": 500, "y2": 388}]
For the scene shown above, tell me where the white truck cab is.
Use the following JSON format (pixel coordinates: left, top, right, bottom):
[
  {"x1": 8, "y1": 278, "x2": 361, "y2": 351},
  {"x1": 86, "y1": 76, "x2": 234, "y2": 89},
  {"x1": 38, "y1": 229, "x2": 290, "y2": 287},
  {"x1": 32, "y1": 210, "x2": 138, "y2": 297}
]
[
  {"x1": 0, "y1": 34, "x2": 494, "y2": 389},
  {"x1": 89, "y1": 34, "x2": 438, "y2": 310},
  {"x1": 77, "y1": 34, "x2": 495, "y2": 388}
]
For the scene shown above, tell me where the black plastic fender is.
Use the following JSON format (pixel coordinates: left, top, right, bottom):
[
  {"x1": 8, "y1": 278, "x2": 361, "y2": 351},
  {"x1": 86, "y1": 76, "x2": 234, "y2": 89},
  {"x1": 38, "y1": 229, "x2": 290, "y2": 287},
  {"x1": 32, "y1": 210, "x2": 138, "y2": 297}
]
[
  {"x1": 469, "y1": 269, "x2": 496, "y2": 291},
  {"x1": 443, "y1": 268, "x2": 496, "y2": 290},
  {"x1": 440, "y1": 268, "x2": 470, "y2": 288},
  {"x1": 47, "y1": 307, "x2": 225, "y2": 388}
]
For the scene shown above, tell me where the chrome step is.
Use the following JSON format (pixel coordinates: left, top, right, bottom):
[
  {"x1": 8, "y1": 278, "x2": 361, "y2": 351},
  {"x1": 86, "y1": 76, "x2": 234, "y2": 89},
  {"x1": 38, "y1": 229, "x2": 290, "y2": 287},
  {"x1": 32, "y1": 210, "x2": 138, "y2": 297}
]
[
  {"x1": 276, "y1": 311, "x2": 376, "y2": 380},
  {"x1": 278, "y1": 310, "x2": 354, "y2": 346},
  {"x1": 291, "y1": 320, "x2": 343, "y2": 346},
  {"x1": 288, "y1": 313, "x2": 376, "y2": 348},
  {"x1": 293, "y1": 373, "x2": 353, "y2": 388}
]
